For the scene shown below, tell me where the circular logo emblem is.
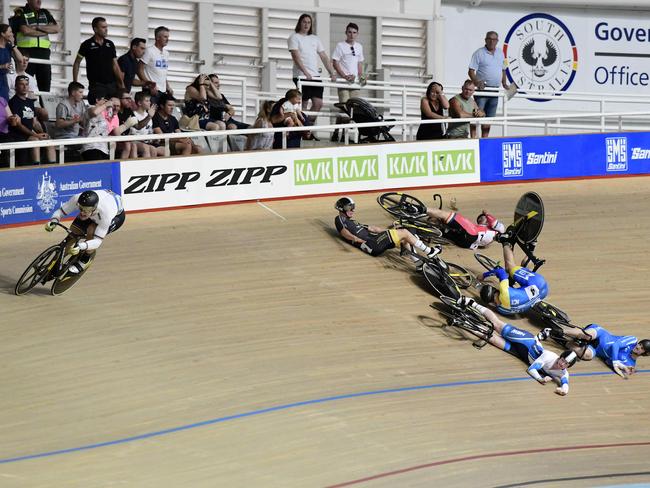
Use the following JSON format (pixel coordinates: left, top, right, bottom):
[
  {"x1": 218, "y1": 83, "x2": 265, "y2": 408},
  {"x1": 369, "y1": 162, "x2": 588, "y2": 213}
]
[{"x1": 503, "y1": 13, "x2": 578, "y2": 100}]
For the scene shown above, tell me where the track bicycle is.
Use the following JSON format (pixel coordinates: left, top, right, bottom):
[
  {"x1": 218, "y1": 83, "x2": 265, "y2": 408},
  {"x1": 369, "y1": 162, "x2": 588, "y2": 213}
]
[
  {"x1": 15, "y1": 223, "x2": 93, "y2": 296},
  {"x1": 402, "y1": 246, "x2": 473, "y2": 299},
  {"x1": 433, "y1": 294, "x2": 494, "y2": 349}
]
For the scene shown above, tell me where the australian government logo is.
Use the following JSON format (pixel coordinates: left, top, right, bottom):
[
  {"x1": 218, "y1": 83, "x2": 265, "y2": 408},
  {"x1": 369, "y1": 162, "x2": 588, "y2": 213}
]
[
  {"x1": 37, "y1": 171, "x2": 59, "y2": 212},
  {"x1": 503, "y1": 13, "x2": 578, "y2": 99}
]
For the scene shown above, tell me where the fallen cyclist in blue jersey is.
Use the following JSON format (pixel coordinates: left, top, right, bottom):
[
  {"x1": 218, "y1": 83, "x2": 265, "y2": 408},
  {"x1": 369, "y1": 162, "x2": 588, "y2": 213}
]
[
  {"x1": 478, "y1": 241, "x2": 548, "y2": 315},
  {"x1": 538, "y1": 324, "x2": 650, "y2": 379}
]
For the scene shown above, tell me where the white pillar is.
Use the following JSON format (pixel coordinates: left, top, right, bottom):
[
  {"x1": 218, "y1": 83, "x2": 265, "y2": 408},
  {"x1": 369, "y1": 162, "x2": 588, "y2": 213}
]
[{"x1": 198, "y1": 2, "x2": 213, "y2": 71}]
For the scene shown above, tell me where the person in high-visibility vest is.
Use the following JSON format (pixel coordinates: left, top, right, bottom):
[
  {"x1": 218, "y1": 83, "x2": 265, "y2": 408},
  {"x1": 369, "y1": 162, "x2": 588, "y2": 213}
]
[{"x1": 13, "y1": 0, "x2": 59, "y2": 92}]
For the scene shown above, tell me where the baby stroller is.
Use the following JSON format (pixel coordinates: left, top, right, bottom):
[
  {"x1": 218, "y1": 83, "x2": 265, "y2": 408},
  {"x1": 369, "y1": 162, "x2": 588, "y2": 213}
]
[{"x1": 334, "y1": 97, "x2": 395, "y2": 143}]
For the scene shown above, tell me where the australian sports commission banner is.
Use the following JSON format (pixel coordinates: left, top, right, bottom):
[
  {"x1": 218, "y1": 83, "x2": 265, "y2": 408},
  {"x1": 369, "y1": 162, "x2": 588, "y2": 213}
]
[
  {"x1": 120, "y1": 139, "x2": 481, "y2": 211},
  {"x1": 0, "y1": 162, "x2": 121, "y2": 226},
  {"x1": 480, "y1": 131, "x2": 650, "y2": 182}
]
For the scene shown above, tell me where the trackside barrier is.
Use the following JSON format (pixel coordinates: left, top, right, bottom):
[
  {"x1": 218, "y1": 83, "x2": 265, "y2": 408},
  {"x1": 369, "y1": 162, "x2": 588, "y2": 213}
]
[
  {"x1": 0, "y1": 161, "x2": 121, "y2": 226},
  {"x1": 480, "y1": 131, "x2": 650, "y2": 182},
  {"x1": 119, "y1": 139, "x2": 481, "y2": 211}
]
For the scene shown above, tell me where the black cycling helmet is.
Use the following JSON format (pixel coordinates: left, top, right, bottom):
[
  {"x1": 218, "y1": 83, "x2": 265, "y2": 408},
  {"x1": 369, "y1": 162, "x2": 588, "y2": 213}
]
[
  {"x1": 480, "y1": 284, "x2": 497, "y2": 304},
  {"x1": 559, "y1": 350, "x2": 578, "y2": 368},
  {"x1": 78, "y1": 190, "x2": 99, "y2": 212},
  {"x1": 335, "y1": 196, "x2": 355, "y2": 213},
  {"x1": 637, "y1": 339, "x2": 650, "y2": 356}
]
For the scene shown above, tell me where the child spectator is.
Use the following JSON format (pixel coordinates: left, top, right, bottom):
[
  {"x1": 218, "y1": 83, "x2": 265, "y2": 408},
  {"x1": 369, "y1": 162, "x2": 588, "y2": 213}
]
[{"x1": 245, "y1": 100, "x2": 274, "y2": 151}]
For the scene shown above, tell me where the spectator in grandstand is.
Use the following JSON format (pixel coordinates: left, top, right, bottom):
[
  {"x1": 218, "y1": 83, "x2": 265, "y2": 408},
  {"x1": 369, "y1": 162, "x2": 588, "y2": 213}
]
[
  {"x1": 118, "y1": 37, "x2": 152, "y2": 94},
  {"x1": 447, "y1": 80, "x2": 484, "y2": 139},
  {"x1": 416, "y1": 81, "x2": 449, "y2": 140},
  {"x1": 206, "y1": 73, "x2": 250, "y2": 131},
  {"x1": 138, "y1": 26, "x2": 172, "y2": 103},
  {"x1": 129, "y1": 91, "x2": 164, "y2": 158},
  {"x1": 182, "y1": 74, "x2": 226, "y2": 131},
  {"x1": 270, "y1": 89, "x2": 307, "y2": 149},
  {"x1": 8, "y1": 75, "x2": 53, "y2": 165},
  {"x1": 153, "y1": 94, "x2": 202, "y2": 156},
  {"x1": 331, "y1": 22, "x2": 365, "y2": 142},
  {"x1": 114, "y1": 89, "x2": 138, "y2": 159},
  {"x1": 288, "y1": 13, "x2": 336, "y2": 129},
  {"x1": 468, "y1": 31, "x2": 516, "y2": 138},
  {"x1": 7, "y1": 55, "x2": 38, "y2": 100},
  {"x1": 12, "y1": 0, "x2": 59, "y2": 92},
  {"x1": 0, "y1": 24, "x2": 26, "y2": 103},
  {"x1": 0, "y1": 96, "x2": 20, "y2": 166},
  {"x1": 245, "y1": 100, "x2": 274, "y2": 151},
  {"x1": 52, "y1": 81, "x2": 85, "y2": 162},
  {"x1": 73, "y1": 17, "x2": 124, "y2": 104},
  {"x1": 80, "y1": 87, "x2": 136, "y2": 161}
]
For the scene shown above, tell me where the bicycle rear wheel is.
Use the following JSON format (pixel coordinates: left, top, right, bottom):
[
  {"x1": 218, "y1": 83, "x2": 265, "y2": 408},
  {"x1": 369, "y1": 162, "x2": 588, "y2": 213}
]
[
  {"x1": 51, "y1": 257, "x2": 92, "y2": 296},
  {"x1": 15, "y1": 245, "x2": 60, "y2": 296},
  {"x1": 474, "y1": 253, "x2": 499, "y2": 272},
  {"x1": 423, "y1": 262, "x2": 461, "y2": 299},
  {"x1": 378, "y1": 192, "x2": 427, "y2": 219},
  {"x1": 531, "y1": 301, "x2": 571, "y2": 326},
  {"x1": 446, "y1": 262, "x2": 474, "y2": 289}
]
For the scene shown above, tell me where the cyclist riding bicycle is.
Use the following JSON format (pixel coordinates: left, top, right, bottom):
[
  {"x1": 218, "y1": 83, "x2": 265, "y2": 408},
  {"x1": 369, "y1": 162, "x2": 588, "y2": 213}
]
[
  {"x1": 479, "y1": 242, "x2": 548, "y2": 315},
  {"x1": 335, "y1": 196, "x2": 440, "y2": 265},
  {"x1": 542, "y1": 325, "x2": 650, "y2": 379},
  {"x1": 425, "y1": 206, "x2": 505, "y2": 249},
  {"x1": 45, "y1": 189, "x2": 125, "y2": 274},
  {"x1": 457, "y1": 296, "x2": 577, "y2": 395}
]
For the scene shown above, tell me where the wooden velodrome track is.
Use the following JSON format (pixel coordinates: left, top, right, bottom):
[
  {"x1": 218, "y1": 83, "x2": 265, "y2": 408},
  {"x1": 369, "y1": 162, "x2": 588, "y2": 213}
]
[{"x1": 1, "y1": 177, "x2": 649, "y2": 487}]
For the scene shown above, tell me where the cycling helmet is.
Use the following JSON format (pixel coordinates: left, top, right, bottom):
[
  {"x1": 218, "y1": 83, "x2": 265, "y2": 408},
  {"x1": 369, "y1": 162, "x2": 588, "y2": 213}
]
[
  {"x1": 335, "y1": 196, "x2": 355, "y2": 213},
  {"x1": 78, "y1": 190, "x2": 99, "y2": 213},
  {"x1": 559, "y1": 350, "x2": 578, "y2": 368},
  {"x1": 638, "y1": 339, "x2": 650, "y2": 356},
  {"x1": 480, "y1": 284, "x2": 497, "y2": 304}
]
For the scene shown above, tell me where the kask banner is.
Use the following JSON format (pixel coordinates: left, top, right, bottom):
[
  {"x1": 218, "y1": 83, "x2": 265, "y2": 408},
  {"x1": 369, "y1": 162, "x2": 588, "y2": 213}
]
[
  {"x1": 0, "y1": 162, "x2": 121, "y2": 226},
  {"x1": 120, "y1": 140, "x2": 481, "y2": 211},
  {"x1": 479, "y1": 131, "x2": 650, "y2": 182}
]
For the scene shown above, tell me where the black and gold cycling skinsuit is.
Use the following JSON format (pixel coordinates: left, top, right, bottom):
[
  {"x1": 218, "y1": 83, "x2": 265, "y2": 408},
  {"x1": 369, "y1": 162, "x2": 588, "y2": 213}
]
[{"x1": 334, "y1": 215, "x2": 398, "y2": 256}]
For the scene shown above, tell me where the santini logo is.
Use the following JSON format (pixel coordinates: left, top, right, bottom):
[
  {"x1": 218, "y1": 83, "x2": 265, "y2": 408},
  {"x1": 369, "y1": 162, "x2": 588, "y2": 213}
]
[
  {"x1": 526, "y1": 152, "x2": 558, "y2": 165},
  {"x1": 502, "y1": 142, "x2": 523, "y2": 177},
  {"x1": 606, "y1": 137, "x2": 628, "y2": 172},
  {"x1": 631, "y1": 147, "x2": 650, "y2": 160}
]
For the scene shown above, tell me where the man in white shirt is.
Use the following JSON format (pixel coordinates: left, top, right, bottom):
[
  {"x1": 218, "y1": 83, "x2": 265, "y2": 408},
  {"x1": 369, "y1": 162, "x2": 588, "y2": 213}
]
[
  {"x1": 331, "y1": 22, "x2": 365, "y2": 141},
  {"x1": 137, "y1": 26, "x2": 172, "y2": 103},
  {"x1": 287, "y1": 13, "x2": 336, "y2": 125},
  {"x1": 7, "y1": 56, "x2": 38, "y2": 99}
]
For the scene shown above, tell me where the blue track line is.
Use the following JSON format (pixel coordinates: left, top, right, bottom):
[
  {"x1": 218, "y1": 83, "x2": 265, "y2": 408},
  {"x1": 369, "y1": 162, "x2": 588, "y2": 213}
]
[{"x1": 1, "y1": 369, "x2": 648, "y2": 465}]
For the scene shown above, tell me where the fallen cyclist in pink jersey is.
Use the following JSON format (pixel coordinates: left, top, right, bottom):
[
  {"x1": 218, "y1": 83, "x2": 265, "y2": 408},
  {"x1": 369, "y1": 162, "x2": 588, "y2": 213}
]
[{"x1": 425, "y1": 206, "x2": 506, "y2": 249}]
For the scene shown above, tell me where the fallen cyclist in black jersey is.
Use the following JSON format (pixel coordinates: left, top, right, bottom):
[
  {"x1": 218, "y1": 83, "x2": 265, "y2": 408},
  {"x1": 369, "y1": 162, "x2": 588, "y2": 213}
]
[{"x1": 334, "y1": 197, "x2": 440, "y2": 265}]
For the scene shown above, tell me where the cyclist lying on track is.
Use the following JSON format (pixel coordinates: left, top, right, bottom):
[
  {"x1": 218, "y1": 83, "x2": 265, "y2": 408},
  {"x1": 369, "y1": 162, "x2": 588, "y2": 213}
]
[
  {"x1": 425, "y1": 206, "x2": 505, "y2": 249},
  {"x1": 479, "y1": 242, "x2": 548, "y2": 315},
  {"x1": 541, "y1": 325, "x2": 650, "y2": 379},
  {"x1": 45, "y1": 190, "x2": 125, "y2": 274},
  {"x1": 335, "y1": 197, "x2": 440, "y2": 262},
  {"x1": 457, "y1": 296, "x2": 577, "y2": 395}
]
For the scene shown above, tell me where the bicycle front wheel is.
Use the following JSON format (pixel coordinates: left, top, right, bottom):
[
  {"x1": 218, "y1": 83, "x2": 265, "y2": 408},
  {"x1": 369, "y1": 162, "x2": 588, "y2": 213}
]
[
  {"x1": 15, "y1": 245, "x2": 60, "y2": 296},
  {"x1": 377, "y1": 192, "x2": 427, "y2": 218},
  {"x1": 474, "y1": 253, "x2": 499, "y2": 272},
  {"x1": 446, "y1": 262, "x2": 474, "y2": 289}
]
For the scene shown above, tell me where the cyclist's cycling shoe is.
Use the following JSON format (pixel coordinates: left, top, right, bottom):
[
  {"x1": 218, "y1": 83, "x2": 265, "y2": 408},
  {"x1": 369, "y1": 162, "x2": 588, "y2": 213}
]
[{"x1": 427, "y1": 245, "x2": 442, "y2": 259}]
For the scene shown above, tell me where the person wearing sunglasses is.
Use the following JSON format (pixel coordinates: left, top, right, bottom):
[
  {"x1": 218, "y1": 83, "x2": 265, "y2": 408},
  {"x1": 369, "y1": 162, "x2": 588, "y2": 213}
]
[
  {"x1": 331, "y1": 23, "x2": 365, "y2": 142},
  {"x1": 45, "y1": 189, "x2": 125, "y2": 274}
]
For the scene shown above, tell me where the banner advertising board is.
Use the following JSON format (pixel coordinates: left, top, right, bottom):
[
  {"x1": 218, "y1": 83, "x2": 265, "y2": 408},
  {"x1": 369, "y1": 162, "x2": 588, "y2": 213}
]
[
  {"x1": 0, "y1": 162, "x2": 121, "y2": 226},
  {"x1": 480, "y1": 131, "x2": 650, "y2": 182},
  {"x1": 120, "y1": 140, "x2": 481, "y2": 211}
]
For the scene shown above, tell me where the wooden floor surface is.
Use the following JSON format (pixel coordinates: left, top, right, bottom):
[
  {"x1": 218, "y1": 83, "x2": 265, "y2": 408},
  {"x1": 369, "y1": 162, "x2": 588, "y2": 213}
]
[{"x1": 0, "y1": 177, "x2": 649, "y2": 487}]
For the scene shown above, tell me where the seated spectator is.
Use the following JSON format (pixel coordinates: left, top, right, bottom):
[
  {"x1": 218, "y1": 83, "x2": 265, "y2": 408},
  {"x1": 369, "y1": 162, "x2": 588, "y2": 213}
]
[
  {"x1": 130, "y1": 91, "x2": 164, "y2": 158},
  {"x1": 52, "y1": 81, "x2": 85, "y2": 162},
  {"x1": 245, "y1": 100, "x2": 274, "y2": 151},
  {"x1": 0, "y1": 96, "x2": 20, "y2": 166},
  {"x1": 7, "y1": 56, "x2": 37, "y2": 100},
  {"x1": 152, "y1": 94, "x2": 202, "y2": 156},
  {"x1": 115, "y1": 89, "x2": 138, "y2": 159},
  {"x1": 0, "y1": 23, "x2": 25, "y2": 103},
  {"x1": 80, "y1": 87, "x2": 136, "y2": 161},
  {"x1": 206, "y1": 73, "x2": 250, "y2": 130},
  {"x1": 182, "y1": 74, "x2": 225, "y2": 131},
  {"x1": 270, "y1": 89, "x2": 309, "y2": 149},
  {"x1": 416, "y1": 81, "x2": 449, "y2": 140},
  {"x1": 9, "y1": 75, "x2": 53, "y2": 165},
  {"x1": 447, "y1": 79, "x2": 485, "y2": 139}
]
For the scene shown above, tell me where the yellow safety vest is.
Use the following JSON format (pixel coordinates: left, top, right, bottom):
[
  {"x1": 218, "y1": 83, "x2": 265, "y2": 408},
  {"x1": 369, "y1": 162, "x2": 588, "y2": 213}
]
[{"x1": 16, "y1": 10, "x2": 52, "y2": 49}]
